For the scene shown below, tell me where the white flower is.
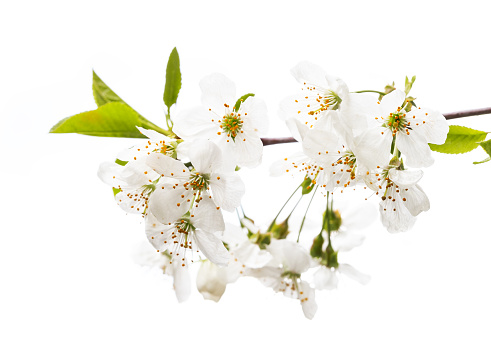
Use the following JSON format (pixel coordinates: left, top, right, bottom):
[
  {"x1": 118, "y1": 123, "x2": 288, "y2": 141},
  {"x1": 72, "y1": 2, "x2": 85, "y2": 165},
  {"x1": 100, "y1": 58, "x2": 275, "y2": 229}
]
[
  {"x1": 270, "y1": 119, "x2": 361, "y2": 191},
  {"x1": 365, "y1": 167, "x2": 430, "y2": 233},
  {"x1": 249, "y1": 239, "x2": 317, "y2": 319},
  {"x1": 146, "y1": 139, "x2": 245, "y2": 224},
  {"x1": 355, "y1": 89, "x2": 449, "y2": 169},
  {"x1": 97, "y1": 158, "x2": 160, "y2": 217},
  {"x1": 279, "y1": 61, "x2": 378, "y2": 139},
  {"x1": 173, "y1": 73, "x2": 268, "y2": 168},
  {"x1": 97, "y1": 127, "x2": 180, "y2": 217},
  {"x1": 196, "y1": 260, "x2": 228, "y2": 302},
  {"x1": 145, "y1": 196, "x2": 230, "y2": 267}
]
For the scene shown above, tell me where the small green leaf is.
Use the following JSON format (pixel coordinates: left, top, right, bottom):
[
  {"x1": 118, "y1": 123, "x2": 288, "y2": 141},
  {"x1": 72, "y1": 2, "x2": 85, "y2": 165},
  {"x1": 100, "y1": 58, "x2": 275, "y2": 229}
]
[
  {"x1": 473, "y1": 139, "x2": 491, "y2": 164},
  {"x1": 429, "y1": 125, "x2": 488, "y2": 154},
  {"x1": 473, "y1": 157, "x2": 491, "y2": 165},
  {"x1": 163, "y1": 47, "x2": 182, "y2": 111},
  {"x1": 404, "y1": 75, "x2": 416, "y2": 95},
  {"x1": 478, "y1": 139, "x2": 491, "y2": 156},
  {"x1": 234, "y1": 93, "x2": 255, "y2": 111},
  {"x1": 50, "y1": 102, "x2": 147, "y2": 138},
  {"x1": 92, "y1": 70, "x2": 123, "y2": 107}
]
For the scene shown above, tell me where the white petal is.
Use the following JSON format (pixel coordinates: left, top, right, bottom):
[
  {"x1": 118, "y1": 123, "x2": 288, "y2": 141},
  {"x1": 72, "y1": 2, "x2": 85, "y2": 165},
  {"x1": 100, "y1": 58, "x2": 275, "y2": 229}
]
[
  {"x1": 239, "y1": 96, "x2": 269, "y2": 135},
  {"x1": 146, "y1": 153, "x2": 189, "y2": 179},
  {"x1": 187, "y1": 139, "x2": 223, "y2": 174},
  {"x1": 299, "y1": 281, "x2": 317, "y2": 320},
  {"x1": 210, "y1": 172, "x2": 245, "y2": 212},
  {"x1": 338, "y1": 264, "x2": 371, "y2": 285},
  {"x1": 267, "y1": 240, "x2": 311, "y2": 273},
  {"x1": 234, "y1": 241, "x2": 272, "y2": 268},
  {"x1": 380, "y1": 89, "x2": 406, "y2": 115},
  {"x1": 331, "y1": 231, "x2": 365, "y2": 252},
  {"x1": 401, "y1": 184, "x2": 430, "y2": 216},
  {"x1": 388, "y1": 168, "x2": 423, "y2": 187},
  {"x1": 200, "y1": 73, "x2": 236, "y2": 113},
  {"x1": 173, "y1": 106, "x2": 218, "y2": 140},
  {"x1": 396, "y1": 132, "x2": 434, "y2": 168},
  {"x1": 193, "y1": 229, "x2": 230, "y2": 266},
  {"x1": 196, "y1": 260, "x2": 227, "y2": 302},
  {"x1": 230, "y1": 133, "x2": 264, "y2": 168},
  {"x1": 145, "y1": 213, "x2": 173, "y2": 251},
  {"x1": 97, "y1": 161, "x2": 123, "y2": 187},
  {"x1": 148, "y1": 186, "x2": 190, "y2": 224},
  {"x1": 379, "y1": 195, "x2": 416, "y2": 233},
  {"x1": 193, "y1": 196, "x2": 225, "y2": 233},
  {"x1": 290, "y1": 61, "x2": 329, "y2": 88},
  {"x1": 173, "y1": 263, "x2": 191, "y2": 303},
  {"x1": 354, "y1": 127, "x2": 392, "y2": 169},
  {"x1": 406, "y1": 108, "x2": 449, "y2": 145},
  {"x1": 314, "y1": 266, "x2": 338, "y2": 290}
]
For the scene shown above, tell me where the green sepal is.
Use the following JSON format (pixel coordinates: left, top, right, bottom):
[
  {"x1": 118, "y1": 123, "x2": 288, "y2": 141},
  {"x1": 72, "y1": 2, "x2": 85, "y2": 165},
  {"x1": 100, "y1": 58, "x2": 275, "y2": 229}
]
[
  {"x1": 234, "y1": 93, "x2": 255, "y2": 111},
  {"x1": 301, "y1": 177, "x2": 314, "y2": 195},
  {"x1": 112, "y1": 187, "x2": 122, "y2": 197},
  {"x1": 429, "y1": 125, "x2": 488, "y2": 154},
  {"x1": 310, "y1": 233, "x2": 324, "y2": 259},
  {"x1": 115, "y1": 158, "x2": 128, "y2": 166},
  {"x1": 270, "y1": 219, "x2": 289, "y2": 240},
  {"x1": 163, "y1": 47, "x2": 182, "y2": 111}
]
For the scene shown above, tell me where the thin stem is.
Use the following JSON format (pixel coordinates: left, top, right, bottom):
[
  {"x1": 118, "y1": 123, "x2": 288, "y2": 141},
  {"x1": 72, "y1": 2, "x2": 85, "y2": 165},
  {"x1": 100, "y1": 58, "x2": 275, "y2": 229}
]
[
  {"x1": 297, "y1": 185, "x2": 318, "y2": 243},
  {"x1": 261, "y1": 107, "x2": 491, "y2": 146},
  {"x1": 267, "y1": 184, "x2": 301, "y2": 232},
  {"x1": 353, "y1": 90, "x2": 387, "y2": 95}
]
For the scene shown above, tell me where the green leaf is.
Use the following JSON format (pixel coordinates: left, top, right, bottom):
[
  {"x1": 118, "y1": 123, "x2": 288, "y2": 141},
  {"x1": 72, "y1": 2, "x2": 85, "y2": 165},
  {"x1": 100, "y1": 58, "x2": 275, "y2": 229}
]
[
  {"x1": 478, "y1": 139, "x2": 491, "y2": 156},
  {"x1": 473, "y1": 157, "x2": 491, "y2": 165},
  {"x1": 92, "y1": 70, "x2": 123, "y2": 107},
  {"x1": 91, "y1": 71, "x2": 172, "y2": 137},
  {"x1": 473, "y1": 139, "x2": 491, "y2": 164},
  {"x1": 233, "y1": 93, "x2": 255, "y2": 111},
  {"x1": 163, "y1": 47, "x2": 182, "y2": 111},
  {"x1": 429, "y1": 125, "x2": 488, "y2": 154},
  {"x1": 50, "y1": 102, "x2": 148, "y2": 138}
]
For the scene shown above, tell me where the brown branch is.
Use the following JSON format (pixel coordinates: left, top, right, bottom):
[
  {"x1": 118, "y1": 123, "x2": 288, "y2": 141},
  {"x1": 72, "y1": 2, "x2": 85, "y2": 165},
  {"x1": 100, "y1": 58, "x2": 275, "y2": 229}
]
[{"x1": 261, "y1": 107, "x2": 491, "y2": 146}]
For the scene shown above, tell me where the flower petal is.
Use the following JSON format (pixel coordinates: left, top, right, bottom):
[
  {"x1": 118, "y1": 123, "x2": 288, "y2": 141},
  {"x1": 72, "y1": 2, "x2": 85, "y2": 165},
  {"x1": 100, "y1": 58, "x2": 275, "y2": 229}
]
[
  {"x1": 193, "y1": 229, "x2": 230, "y2": 266},
  {"x1": 209, "y1": 172, "x2": 245, "y2": 212},
  {"x1": 200, "y1": 73, "x2": 236, "y2": 113},
  {"x1": 338, "y1": 263, "x2": 371, "y2": 285},
  {"x1": 380, "y1": 89, "x2": 406, "y2": 115},
  {"x1": 173, "y1": 106, "x2": 218, "y2": 140}
]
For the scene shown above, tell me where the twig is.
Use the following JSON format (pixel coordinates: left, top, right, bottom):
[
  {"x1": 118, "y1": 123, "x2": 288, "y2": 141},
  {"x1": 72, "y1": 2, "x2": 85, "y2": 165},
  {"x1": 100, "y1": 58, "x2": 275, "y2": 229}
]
[{"x1": 261, "y1": 107, "x2": 491, "y2": 146}]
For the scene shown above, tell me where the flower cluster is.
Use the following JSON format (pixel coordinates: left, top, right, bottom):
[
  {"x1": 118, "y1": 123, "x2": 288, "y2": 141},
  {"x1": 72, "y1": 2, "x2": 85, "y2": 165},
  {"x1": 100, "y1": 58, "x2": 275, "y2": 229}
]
[
  {"x1": 98, "y1": 73, "x2": 268, "y2": 300},
  {"x1": 97, "y1": 63, "x2": 450, "y2": 319},
  {"x1": 274, "y1": 61, "x2": 448, "y2": 233}
]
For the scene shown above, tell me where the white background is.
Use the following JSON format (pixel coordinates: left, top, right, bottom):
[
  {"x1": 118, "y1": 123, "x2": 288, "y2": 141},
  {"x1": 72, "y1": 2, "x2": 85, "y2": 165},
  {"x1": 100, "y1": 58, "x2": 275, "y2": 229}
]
[{"x1": 1, "y1": 1, "x2": 491, "y2": 350}]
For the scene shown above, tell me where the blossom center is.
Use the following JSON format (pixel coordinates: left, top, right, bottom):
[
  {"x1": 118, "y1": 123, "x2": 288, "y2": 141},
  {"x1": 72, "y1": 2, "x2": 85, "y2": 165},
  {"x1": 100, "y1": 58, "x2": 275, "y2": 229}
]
[
  {"x1": 220, "y1": 112, "x2": 243, "y2": 140},
  {"x1": 189, "y1": 172, "x2": 210, "y2": 192}
]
